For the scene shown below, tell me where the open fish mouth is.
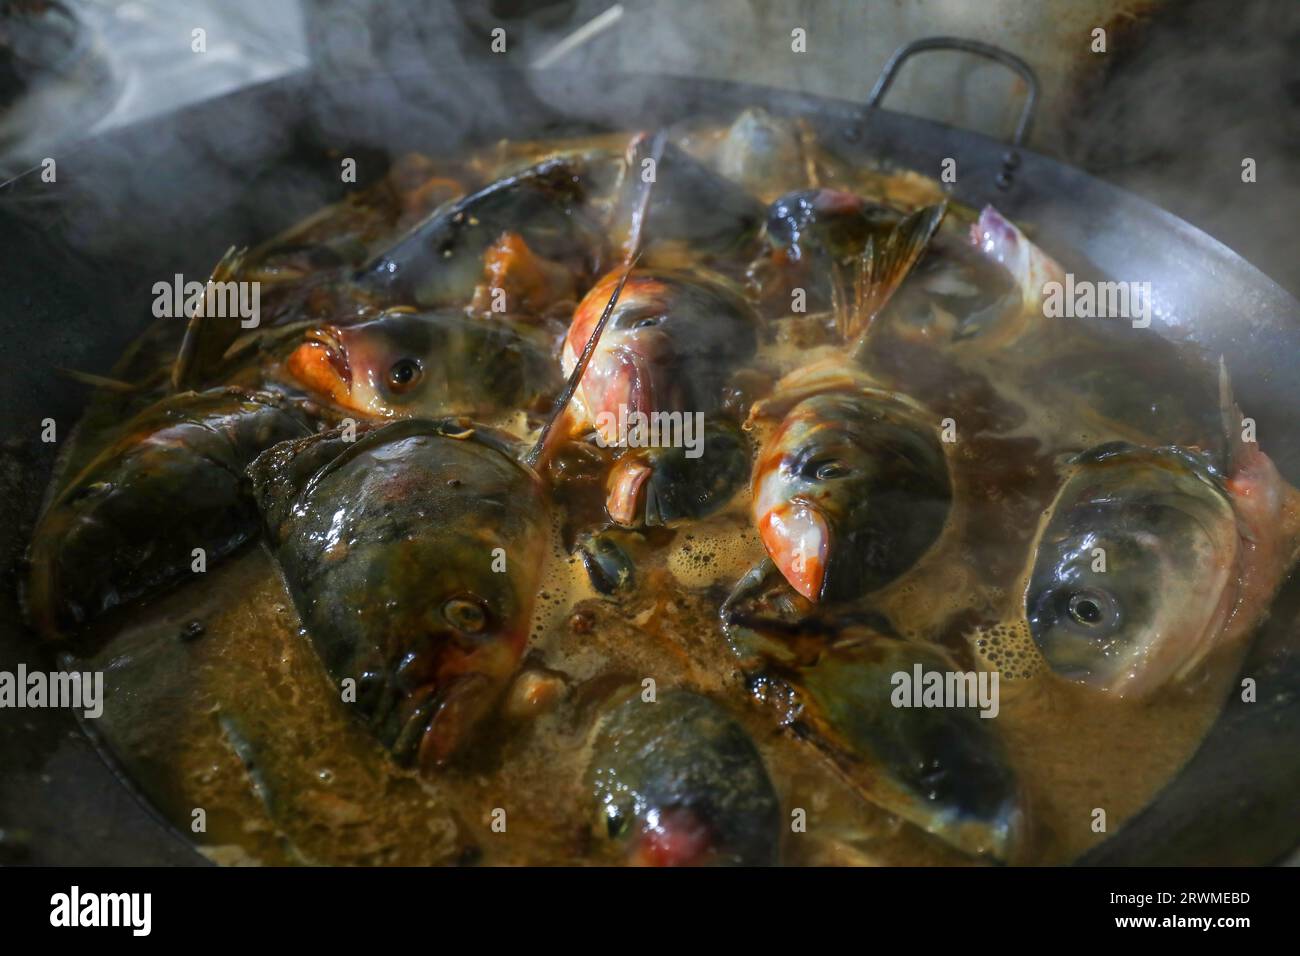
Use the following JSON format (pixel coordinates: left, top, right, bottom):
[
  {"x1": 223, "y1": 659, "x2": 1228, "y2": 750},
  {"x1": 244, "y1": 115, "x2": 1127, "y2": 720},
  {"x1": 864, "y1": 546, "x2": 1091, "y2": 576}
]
[
  {"x1": 287, "y1": 326, "x2": 353, "y2": 401},
  {"x1": 583, "y1": 341, "x2": 673, "y2": 445},
  {"x1": 390, "y1": 672, "x2": 497, "y2": 772}
]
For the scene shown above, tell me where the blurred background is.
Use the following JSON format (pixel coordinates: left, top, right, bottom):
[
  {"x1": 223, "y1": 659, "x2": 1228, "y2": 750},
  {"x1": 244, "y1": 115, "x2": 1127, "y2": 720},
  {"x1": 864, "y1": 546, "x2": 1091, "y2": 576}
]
[{"x1": 2, "y1": 0, "x2": 1297, "y2": 291}]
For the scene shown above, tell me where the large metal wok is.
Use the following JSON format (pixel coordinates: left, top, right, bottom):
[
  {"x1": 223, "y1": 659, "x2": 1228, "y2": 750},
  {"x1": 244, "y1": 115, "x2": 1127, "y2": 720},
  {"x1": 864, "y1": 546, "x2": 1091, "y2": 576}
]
[{"x1": 1, "y1": 41, "x2": 1296, "y2": 865}]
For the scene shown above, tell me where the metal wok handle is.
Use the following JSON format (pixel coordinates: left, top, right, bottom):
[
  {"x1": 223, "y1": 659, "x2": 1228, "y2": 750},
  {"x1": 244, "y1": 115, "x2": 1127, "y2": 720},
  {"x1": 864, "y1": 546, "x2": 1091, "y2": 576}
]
[{"x1": 867, "y1": 36, "x2": 1039, "y2": 189}]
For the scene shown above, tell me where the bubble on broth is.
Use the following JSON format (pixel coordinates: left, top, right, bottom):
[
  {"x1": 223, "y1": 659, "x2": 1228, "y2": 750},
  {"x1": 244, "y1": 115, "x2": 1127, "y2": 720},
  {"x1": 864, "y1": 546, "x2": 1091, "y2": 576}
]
[
  {"x1": 527, "y1": 513, "x2": 597, "y2": 643},
  {"x1": 971, "y1": 619, "x2": 1044, "y2": 681},
  {"x1": 666, "y1": 518, "x2": 763, "y2": 588}
]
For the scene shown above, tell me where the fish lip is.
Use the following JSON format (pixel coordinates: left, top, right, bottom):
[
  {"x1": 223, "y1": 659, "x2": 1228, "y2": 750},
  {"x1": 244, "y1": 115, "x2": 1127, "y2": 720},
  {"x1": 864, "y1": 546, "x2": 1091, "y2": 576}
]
[
  {"x1": 411, "y1": 671, "x2": 498, "y2": 773},
  {"x1": 631, "y1": 806, "x2": 718, "y2": 867},
  {"x1": 304, "y1": 326, "x2": 352, "y2": 386},
  {"x1": 605, "y1": 455, "x2": 654, "y2": 527},
  {"x1": 605, "y1": 341, "x2": 671, "y2": 416},
  {"x1": 287, "y1": 326, "x2": 353, "y2": 402},
  {"x1": 760, "y1": 496, "x2": 831, "y2": 602}
]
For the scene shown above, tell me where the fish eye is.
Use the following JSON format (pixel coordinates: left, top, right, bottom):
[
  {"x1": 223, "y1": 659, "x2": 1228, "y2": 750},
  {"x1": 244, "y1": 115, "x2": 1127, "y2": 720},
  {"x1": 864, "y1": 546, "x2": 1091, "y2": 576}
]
[
  {"x1": 632, "y1": 315, "x2": 664, "y2": 330},
  {"x1": 1059, "y1": 586, "x2": 1122, "y2": 636},
  {"x1": 387, "y1": 358, "x2": 423, "y2": 392},
  {"x1": 1069, "y1": 593, "x2": 1103, "y2": 625},
  {"x1": 802, "y1": 457, "x2": 851, "y2": 481},
  {"x1": 443, "y1": 597, "x2": 487, "y2": 633}
]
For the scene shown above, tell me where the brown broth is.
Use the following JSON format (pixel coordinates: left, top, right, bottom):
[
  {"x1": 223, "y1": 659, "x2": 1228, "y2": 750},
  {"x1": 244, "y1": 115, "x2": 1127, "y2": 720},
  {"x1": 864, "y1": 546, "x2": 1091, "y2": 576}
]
[{"x1": 58, "y1": 124, "x2": 1256, "y2": 866}]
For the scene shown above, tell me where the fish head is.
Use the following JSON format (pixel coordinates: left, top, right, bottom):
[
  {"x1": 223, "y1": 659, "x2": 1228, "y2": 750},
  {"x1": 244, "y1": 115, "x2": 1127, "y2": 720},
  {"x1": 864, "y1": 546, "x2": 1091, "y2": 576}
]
[
  {"x1": 249, "y1": 421, "x2": 549, "y2": 769},
  {"x1": 1025, "y1": 442, "x2": 1243, "y2": 697},
  {"x1": 801, "y1": 635, "x2": 1024, "y2": 861},
  {"x1": 287, "y1": 311, "x2": 444, "y2": 417},
  {"x1": 288, "y1": 310, "x2": 546, "y2": 420},
  {"x1": 380, "y1": 520, "x2": 538, "y2": 768},
  {"x1": 562, "y1": 269, "x2": 756, "y2": 443},
  {"x1": 754, "y1": 389, "x2": 951, "y2": 603},
  {"x1": 588, "y1": 689, "x2": 780, "y2": 866},
  {"x1": 360, "y1": 428, "x2": 548, "y2": 769},
  {"x1": 27, "y1": 389, "x2": 309, "y2": 639}
]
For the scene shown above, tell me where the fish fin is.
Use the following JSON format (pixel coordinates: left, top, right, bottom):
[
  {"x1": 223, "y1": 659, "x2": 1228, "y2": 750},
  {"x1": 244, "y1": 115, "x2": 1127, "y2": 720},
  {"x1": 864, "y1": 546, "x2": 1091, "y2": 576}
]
[
  {"x1": 795, "y1": 118, "x2": 821, "y2": 188},
  {"x1": 54, "y1": 368, "x2": 140, "y2": 393},
  {"x1": 1218, "y1": 355, "x2": 1250, "y2": 476},
  {"x1": 846, "y1": 202, "x2": 947, "y2": 350},
  {"x1": 829, "y1": 240, "x2": 855, "y2": 341},
  {"x1": 969, "y1": 205, "x2": 1065, "y2": 316},
  {"x1": 222, "y1": 319, "x2": 315, "y2": 363},
  {"x1": 171, "y1": 246, "x2": 249, "y2": 391}
]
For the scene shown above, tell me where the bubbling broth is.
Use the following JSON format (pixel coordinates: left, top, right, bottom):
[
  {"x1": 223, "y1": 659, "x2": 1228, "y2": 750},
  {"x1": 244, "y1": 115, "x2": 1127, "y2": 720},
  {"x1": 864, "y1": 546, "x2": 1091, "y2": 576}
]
[{"x1": 37, "y1": 110, "x2": 1299, "y2": 866}]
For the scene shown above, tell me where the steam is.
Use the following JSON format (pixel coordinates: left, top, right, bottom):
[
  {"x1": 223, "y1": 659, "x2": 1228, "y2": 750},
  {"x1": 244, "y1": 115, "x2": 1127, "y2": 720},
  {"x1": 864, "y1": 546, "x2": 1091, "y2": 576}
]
[
  {"x1": 1063, "y1": 0, "x2": 1300, "y2": 296},
  {"x1": 4, "y1": 0, "x2": 1297, "y2": 300}
]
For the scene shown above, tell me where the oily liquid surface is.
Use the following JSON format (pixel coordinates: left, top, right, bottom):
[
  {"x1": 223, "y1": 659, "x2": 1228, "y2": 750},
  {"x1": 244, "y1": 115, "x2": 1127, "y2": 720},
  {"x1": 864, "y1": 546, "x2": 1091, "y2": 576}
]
[
  {"x1": 77, "y1": 490, "x2": 1235, "y2": 866},
  {"x1": 64, "y1": 128, "x2": 1247, "y2": 866}
]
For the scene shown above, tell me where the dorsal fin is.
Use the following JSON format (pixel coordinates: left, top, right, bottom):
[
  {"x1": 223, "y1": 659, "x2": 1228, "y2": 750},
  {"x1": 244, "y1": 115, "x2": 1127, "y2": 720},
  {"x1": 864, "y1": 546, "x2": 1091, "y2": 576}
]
[
  {"x1": 844, "y1": 201, "x2": 947, "y2": 358},
  {"x1": 524, "y1": 129, "x2": 667, "y2": 471},
  {"x1": 171, "y1": 246, "x2": 248, "y2": 391}
]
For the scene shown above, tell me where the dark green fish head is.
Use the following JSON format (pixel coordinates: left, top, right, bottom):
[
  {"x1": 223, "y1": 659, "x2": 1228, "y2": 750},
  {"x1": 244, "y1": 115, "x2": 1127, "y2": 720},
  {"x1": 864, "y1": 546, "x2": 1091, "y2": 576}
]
[
  {"x1": 801, "y1": 635, "x2": 1023, "y2": 861},
  {"x1": 250, "y1": 419, "x2": 550, "y2": 769},
  {"x1": 25, "y1": 388, "x2": 310, "y2": 640},
  {"x1": 354, "y1": 156, "x2": 603, "y2": 308},
  {"x1": 764, "y1": 188, "x2": 897, "y2": 263},
  {"x1": 587, "y1": 688, "x2": 781, "y2": 866}
]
